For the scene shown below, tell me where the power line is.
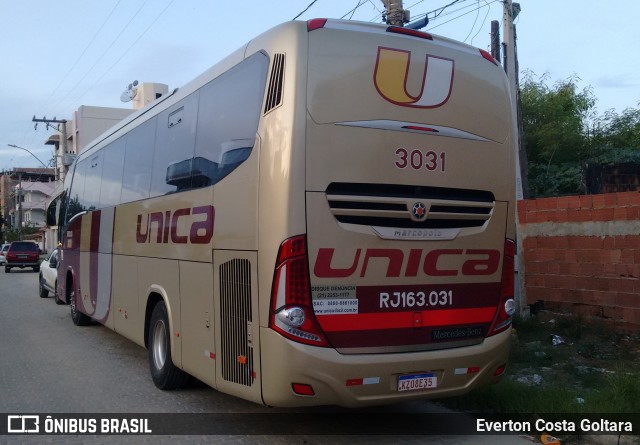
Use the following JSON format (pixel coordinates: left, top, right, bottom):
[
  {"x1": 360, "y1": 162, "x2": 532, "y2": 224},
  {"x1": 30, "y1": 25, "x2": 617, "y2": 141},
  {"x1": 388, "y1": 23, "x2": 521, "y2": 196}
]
[
  {"x1": 341, "y1": 0, "x2": 365, "y2": 20},
  {"x1": 48, "y1": 0, "x2": 151, "y2": 114},
  {"x1": 38, "y1": 0, "x2": 124, "y2": 116},
  {"x1": 428, "y1": 0, "x2": 499, "y2": 31},
  {"x1": 469, "y1": 0, "x2": 492, "y2": 45},
  {"x1": 70, "y1": 0, "x2": 176, "y2": 106},
  {"x1": 293, "y1": 0, "x2": 320, "y2": 20}
]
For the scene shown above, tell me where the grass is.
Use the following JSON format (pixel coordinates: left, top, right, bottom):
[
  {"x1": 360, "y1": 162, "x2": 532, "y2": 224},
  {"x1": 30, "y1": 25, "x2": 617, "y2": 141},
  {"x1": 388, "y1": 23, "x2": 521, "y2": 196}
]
[{"x1": 439, "y1": 313, "x2": 640, "y2": 414}]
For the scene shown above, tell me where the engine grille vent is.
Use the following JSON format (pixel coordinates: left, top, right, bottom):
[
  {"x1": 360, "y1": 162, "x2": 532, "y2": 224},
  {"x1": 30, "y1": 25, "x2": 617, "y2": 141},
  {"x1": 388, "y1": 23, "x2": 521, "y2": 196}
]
[
  {"x1": 326, "y1": 182, "x2": 495, "y2": 229},
  {"x1": 220, "y1": 258, "x2": 254, "y2": 387},
  {"x1": 264, "y1": 53, "x2": 285, "y2": 114}
]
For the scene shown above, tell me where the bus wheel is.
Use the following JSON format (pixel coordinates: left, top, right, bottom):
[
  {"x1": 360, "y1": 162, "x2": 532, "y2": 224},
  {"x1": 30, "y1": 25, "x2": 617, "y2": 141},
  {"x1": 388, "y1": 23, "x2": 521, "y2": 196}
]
[
  {"x1": 70, "y1": 288, "x2": 90, "y2": 326},
  {"x1": 148, "y1": 301, "x2": 188, "y2": 390},
  {"x1": 54, "y1": 282, "x2": 65, "y2": 305}
]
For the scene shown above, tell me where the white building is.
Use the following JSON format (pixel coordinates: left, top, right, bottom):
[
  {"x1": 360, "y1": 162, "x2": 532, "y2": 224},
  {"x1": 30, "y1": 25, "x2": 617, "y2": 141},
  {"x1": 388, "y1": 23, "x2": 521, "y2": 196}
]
[{"x1": 19, "y1": 181, "x2": 56, "y2": 228}]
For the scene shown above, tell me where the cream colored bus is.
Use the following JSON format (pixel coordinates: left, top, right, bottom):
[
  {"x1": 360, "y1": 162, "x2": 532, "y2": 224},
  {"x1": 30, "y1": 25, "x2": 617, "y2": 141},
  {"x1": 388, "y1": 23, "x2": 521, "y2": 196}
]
[{"x1": 54, "y1": 18, "x2": 516, "y2": 407}]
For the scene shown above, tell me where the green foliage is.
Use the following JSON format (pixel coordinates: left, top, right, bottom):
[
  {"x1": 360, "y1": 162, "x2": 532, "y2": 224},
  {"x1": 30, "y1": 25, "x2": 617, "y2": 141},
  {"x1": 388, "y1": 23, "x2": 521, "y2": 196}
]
[
  {"x1": 528, "y1": 162, "x2": 582, "y2": 198},
  {"x1": 521, "y1": 71, "x2": 595, "y2": 166},
  {"x1": 521, "y1": 72, "x2": 640, "y2": 197}
]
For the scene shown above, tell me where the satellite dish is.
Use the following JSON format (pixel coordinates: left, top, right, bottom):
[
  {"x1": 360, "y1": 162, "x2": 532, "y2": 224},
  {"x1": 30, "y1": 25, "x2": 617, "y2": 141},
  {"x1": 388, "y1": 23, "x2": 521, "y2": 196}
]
[{"x1": 120, "y1": 79, "x2": 139, "y2": 103}]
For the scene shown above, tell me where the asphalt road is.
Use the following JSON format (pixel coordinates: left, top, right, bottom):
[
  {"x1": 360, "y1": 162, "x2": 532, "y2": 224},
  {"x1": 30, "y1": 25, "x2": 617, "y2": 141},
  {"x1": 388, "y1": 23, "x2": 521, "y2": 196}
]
[{"x1": 0, "y1": 266, "x2": 534, "y2": 444}]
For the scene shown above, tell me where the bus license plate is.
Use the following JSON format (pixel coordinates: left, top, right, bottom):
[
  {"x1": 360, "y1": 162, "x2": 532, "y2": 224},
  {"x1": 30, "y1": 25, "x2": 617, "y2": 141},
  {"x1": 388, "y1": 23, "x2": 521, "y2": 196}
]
[{"x1": 397, "y1": 373, "x2": 437, "y2": 392}]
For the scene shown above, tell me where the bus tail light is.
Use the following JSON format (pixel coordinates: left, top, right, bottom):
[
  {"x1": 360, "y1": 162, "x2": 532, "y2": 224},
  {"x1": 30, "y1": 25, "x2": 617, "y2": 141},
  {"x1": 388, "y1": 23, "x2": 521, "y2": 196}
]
[
  {"x1": 479, "y1": 49, "x2": 499, "y2": 66},
  {"x1": 307, "y1": 18, "x2": 328, "y2": 32},
  {"x1": 487, "y1": 239, "x2": 516, "y2": 336},
  {"x1": 270, "y1": 235, "x2": 331, "y2": 347}
]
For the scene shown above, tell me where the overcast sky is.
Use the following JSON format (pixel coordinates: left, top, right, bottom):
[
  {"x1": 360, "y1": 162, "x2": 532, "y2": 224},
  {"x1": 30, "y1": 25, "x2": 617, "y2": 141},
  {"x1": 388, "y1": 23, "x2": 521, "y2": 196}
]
[{"x1": 1, "y1": 0, "x2": 638, "y2": 171}]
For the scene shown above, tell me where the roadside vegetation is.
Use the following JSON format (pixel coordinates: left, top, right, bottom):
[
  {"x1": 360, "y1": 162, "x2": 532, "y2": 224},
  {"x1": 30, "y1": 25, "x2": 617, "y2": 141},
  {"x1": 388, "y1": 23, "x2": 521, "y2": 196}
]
[
  {"x1": 440, "y1": 313, "x2": 640, "y2": 414},
  {"x1": 520, "y1": 72, "x2": 640, "y2": 198}
]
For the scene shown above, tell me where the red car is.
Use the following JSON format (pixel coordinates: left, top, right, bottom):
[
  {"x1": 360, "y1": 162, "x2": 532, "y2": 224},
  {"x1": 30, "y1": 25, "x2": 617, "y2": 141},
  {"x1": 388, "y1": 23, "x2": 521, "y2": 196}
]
[{"x1": 5, "y1": 241, "x2": 41, "y2": 273}]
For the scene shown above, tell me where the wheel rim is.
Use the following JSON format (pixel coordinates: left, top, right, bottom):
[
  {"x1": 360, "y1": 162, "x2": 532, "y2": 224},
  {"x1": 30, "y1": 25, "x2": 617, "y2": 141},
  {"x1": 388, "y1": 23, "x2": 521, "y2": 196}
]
[{"x1": 152, "y1": 319, "x2": 167, "y2": 370}]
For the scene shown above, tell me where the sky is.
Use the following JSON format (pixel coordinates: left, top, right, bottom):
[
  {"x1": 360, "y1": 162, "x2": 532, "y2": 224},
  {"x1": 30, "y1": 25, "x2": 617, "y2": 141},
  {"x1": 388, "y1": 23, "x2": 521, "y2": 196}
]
[{"x1": 1, "y1": 0, "x2": 639, "y2": 171}]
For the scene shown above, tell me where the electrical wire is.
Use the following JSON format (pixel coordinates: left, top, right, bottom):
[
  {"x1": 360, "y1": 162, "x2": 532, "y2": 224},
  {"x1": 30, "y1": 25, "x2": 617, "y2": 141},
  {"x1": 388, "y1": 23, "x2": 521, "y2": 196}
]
[
  {"x1": 293, "y1": 0, "x2": 320, "y2": 20},
  {"x1": 469, "y1": 0, "x2": 492, "y2": 45},
  {"x1": 48, "y1": 0, "x2": 151, "y2": 114},
  {"x1": 428, "y1": 0, "x2": 499, "y2": 31},
  {"x1": 463, "y1": 0, "x2": 482, "y2": 42},
  {"x1": 38, "y1": 0, "x2": 124, "y2": 116},
  {"x1": 70, "y1": 0, "x2": 176, "y2": 106},
  {"x1": 341, "y1": 0, "x2": 365, "y2": 20}
]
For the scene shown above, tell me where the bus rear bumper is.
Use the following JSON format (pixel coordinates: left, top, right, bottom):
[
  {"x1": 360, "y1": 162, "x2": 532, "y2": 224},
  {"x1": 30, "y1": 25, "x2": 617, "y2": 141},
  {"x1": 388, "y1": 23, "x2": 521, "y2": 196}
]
[{"x1": 259, "y1": 327, "x2": 511, "y2": 408}]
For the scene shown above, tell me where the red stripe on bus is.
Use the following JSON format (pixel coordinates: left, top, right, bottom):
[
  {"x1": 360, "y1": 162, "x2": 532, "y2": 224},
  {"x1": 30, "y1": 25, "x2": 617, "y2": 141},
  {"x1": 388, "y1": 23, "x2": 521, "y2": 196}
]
[{"x1": 318, "y1": 307, "x2": 496, "y2": 332}]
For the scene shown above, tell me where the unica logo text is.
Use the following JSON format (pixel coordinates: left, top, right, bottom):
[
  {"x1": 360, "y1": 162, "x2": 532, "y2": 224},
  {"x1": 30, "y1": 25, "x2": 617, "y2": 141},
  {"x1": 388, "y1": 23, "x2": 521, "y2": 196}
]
[{"x1": 374, "y1": 47, "x2": 454, "y2": 108}]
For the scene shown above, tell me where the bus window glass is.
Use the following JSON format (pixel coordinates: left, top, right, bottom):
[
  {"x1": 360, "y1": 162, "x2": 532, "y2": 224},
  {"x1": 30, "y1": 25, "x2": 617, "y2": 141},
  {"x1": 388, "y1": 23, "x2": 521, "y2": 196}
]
[
  {"x1": 193, "y1": 52, "x2": 268, "y2": 186},
  {"x1": 151, "y1": 93, "x2": 199, "y2": 196},
  {"x1": 99, "y1": 137, "x2": 126, "y2": 207},
  {"x1": 83, "y1": 152, "x2": 103, "y2": 211},
  {"x1": 121, "y1": 118, "x2": 156, "y2": 203},
  {"x1": 66, "y1": 160, "x2": 87, "y2": 223}
]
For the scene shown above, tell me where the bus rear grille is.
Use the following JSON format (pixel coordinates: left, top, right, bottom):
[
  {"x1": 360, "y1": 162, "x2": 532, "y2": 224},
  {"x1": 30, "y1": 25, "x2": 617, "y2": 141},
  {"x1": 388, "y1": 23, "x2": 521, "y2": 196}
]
[
  {"x1": 264, "y1": 53, "x2": 285, "y2": 114},
  {"x1": 220, "y1": 258, "x2": 254, "y2": 387},
  {"x1": 326, "y1": 182, "x2": 495, "y2": 229}
]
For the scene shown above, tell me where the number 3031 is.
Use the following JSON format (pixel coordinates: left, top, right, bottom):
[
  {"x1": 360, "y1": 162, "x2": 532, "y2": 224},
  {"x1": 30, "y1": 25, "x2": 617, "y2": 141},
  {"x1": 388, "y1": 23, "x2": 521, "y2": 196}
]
[{"x1": 395, "y1": 148, "x2": 446, "y2": 172}]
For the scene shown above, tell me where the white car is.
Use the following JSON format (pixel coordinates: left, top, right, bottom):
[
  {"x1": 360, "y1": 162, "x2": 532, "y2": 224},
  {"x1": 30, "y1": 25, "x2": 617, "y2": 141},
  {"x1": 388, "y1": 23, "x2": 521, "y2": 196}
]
[
  {"x1": 0, "y1": 243, "x2": 9, "y2": 265},
  {"x1": 39, "y1": 250, "x2": 62, "y2": 303}
]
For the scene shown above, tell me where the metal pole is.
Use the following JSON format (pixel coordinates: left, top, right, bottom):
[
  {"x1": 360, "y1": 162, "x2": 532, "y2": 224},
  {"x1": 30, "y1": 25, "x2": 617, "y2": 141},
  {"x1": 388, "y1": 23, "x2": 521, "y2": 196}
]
[{"x1": 382, "y1": 0, "x2": 407, "y2": 26}]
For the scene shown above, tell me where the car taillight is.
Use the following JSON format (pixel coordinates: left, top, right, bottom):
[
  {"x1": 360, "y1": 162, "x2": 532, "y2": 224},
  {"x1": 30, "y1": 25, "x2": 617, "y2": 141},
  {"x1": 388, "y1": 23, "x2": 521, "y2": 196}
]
[
  {"x1": 269, "y1": 235, "x2": 330, "y2": 347},
  {"x1": 487, "y1": 239, "x2": 516, "y2": 336}
]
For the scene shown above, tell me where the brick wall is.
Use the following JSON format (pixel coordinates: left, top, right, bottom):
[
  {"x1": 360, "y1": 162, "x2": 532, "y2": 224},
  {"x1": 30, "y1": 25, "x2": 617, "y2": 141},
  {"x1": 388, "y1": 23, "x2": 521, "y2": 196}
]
[{"x1": 518, "y1": 191, "x2": 640, "y2": 331}]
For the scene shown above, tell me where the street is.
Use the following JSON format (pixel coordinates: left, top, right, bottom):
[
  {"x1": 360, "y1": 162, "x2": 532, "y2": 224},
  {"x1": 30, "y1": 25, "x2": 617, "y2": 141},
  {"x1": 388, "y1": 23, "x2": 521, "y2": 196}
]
[{"x1": 0, "y1": 268, "x2": 533, "y2": 444}]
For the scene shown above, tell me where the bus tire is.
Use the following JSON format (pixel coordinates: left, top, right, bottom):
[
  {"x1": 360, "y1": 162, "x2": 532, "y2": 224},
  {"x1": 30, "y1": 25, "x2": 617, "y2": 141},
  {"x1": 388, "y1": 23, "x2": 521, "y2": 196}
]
[
  {"x1": 70, "y1": 287, "x2": 91, "y2": 326},
  {"x1": 148, "y1": 301, "x2": 188, "y2": 390},
  {"x1": 54, "y1": 282, "x2": 65, "y2": 305}
]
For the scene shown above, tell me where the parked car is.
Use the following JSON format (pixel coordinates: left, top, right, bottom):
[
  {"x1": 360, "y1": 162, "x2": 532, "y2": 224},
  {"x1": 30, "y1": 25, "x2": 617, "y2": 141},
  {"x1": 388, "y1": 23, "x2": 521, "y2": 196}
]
[
  {"x1": 5, "y1": 241, "x2": 40, "y2": 273},
  {"x1": 39, "y1": 249, "x2": 61, "y2": 302},
  {"x1": 0, "y1": 243, "x2": 9, "y2": 265}
]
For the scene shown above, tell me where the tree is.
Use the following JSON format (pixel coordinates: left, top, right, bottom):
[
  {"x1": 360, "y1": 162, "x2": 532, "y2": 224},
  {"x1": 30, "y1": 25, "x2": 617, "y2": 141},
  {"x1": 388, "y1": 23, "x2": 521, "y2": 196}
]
[
  {"x1": 520, "y1": 71, "x2": 596, "y2": 167},
  {"x1": 520, "y1": 72, "x2": 640, "y2": 197}
]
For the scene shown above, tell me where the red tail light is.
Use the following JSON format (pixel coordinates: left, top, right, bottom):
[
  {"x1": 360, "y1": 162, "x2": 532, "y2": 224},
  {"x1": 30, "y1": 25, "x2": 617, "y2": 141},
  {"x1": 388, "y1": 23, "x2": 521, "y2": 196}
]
[
  {"x1": 479, "y1": 49, "x2": 499, "y2": 66},
  {"x1": 269, "y1": 235, "x2": 330, "y2": 347},
  {"x1": 487, "y1": 239, "x2": 516, "y2": 336},
  {"x1": 307, "y1": 18, "x2": 328, "y2": 32},
  {"x1": 386, "y1": 26, "x2": 433, "y2": 40}
]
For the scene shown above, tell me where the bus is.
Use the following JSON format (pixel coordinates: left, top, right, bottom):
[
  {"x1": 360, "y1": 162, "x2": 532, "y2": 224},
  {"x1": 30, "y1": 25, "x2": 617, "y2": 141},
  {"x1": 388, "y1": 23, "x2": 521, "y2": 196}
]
[{"x1": 52, "y1": 18, "x2": 516, "y2": 408}]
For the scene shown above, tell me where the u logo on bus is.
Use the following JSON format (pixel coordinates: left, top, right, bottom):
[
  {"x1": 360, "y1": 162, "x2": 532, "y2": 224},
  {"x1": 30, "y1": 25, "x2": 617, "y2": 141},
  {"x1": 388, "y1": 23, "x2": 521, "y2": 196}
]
[{"x1": 373, "y1": 47, "x2": 454, "y2": 108}]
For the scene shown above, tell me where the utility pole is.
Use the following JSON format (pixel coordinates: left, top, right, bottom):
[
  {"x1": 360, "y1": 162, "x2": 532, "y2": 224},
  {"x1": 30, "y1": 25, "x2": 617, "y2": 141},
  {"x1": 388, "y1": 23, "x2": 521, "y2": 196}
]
[
  {"x1": 16, "y1": 172, "x2": 23, "y2": 241},
  {"x1": 490, "y1": 20, "x2": 501, "y2": 63},
  {"x1": 503, "y1": 0, "x2": 528, "y2": 317},
  {"x1": 502, "y1": 0, "x2": 524, "y2": 200},
  {"x1": 381, "y1": 0, "x2": 409, "y2": 26},
  {"x1": 32, "y1": 116, "x2": 69, "y2": 181}
]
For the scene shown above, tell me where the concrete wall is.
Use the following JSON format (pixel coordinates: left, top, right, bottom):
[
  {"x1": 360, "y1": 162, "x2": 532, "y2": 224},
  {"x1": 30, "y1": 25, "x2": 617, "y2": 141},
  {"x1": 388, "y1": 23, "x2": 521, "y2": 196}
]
[{"x1": 518, "y1": 191, "x2": 640, "y2": 331}]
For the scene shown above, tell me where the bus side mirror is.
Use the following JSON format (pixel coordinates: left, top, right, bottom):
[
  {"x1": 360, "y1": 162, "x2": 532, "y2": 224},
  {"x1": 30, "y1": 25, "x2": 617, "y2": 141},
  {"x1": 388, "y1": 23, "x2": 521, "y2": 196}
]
[{"x1": 46, "y1": 199, "x2": 57, "y2": 226}]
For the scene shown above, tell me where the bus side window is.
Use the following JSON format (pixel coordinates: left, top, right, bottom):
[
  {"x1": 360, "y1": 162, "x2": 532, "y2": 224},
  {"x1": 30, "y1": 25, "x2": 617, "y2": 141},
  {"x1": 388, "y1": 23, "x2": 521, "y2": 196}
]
[
  {"x1": 121, "y1": 118, "x2": 156, "y2": 204},
  {"x1": 99, "y1": 138, "x2": 125, "y2": 208},
  {"x1": 191, "y1": 52, "x2": 268, "y2": 187},
  {"x1": 66, "y1": 160, "x2": 88, "y2": 223}
]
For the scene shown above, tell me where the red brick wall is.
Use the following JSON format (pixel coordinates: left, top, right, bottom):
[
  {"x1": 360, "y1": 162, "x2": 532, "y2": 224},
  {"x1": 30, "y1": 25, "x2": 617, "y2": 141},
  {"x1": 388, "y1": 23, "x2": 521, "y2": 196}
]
[{"x1": 518, "y1": 191, "x2": 640, "y2": 331}]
